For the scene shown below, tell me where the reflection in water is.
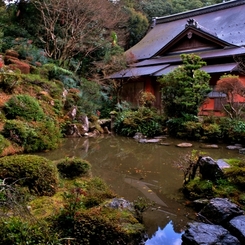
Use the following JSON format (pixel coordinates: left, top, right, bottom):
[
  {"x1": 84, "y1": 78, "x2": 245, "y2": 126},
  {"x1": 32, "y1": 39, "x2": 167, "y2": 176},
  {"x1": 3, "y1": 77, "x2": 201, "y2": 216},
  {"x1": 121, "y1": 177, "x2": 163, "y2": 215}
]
[
  {"x1": 37, "y1": 135, "x2": 245, "y2": 244},
  {"x1": 124, "y1": 177, "x2": 167, "y2": 207},
  {"x1": 145, "y1": 221, "x2": 183, "y2": 245}
]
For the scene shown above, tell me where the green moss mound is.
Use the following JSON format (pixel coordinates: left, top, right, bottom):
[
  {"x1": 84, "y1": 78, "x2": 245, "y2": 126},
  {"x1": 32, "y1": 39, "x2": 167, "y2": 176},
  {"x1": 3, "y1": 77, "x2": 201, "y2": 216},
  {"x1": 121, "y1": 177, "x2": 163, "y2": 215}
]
[
  {"x1": 71, "y1": 208, "x2": 145, "y2": 245},
  {"x1": 57, "y1": 157, "x2": 91, "y2": 179},
  {"x1": 4, "y1": 94, "x2": 45, "y2": 121},
  {"x1": 52, "y1": 180, "x2": 144, "y2": 245},
  {"x1": 0, "y1": 155, "x2": 59, "y2": 196},
  {"x1": 182, "y1": 177, "x2": 214, "y2": 200},
  {"x1": 3, "y1": 119, "x2": 61, "y2": 152},
  {"x1": 0, "y1": 135, "x2": 10, "y2": 155},
  {"x1": 83, "y1": 177, "x2": 116, "y2": 208}
]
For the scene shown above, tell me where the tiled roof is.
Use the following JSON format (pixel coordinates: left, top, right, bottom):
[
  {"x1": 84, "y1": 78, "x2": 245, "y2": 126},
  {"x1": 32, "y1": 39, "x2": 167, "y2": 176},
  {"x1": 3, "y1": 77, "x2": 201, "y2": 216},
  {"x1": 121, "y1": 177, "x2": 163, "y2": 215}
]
[
  {"x1": 110, "y1": 47, "x2": 245, "y2": 78},
  {"x1": 125, "y1": 0, "x2": 245, "y2": 61}
]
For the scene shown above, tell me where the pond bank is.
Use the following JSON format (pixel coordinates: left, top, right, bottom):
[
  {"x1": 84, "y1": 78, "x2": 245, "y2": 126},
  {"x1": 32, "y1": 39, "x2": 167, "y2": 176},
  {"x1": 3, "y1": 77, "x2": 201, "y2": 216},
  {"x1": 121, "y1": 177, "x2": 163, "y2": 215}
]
[{"x1": 37, "y1": 135, "x2": 245, "y2": 244}]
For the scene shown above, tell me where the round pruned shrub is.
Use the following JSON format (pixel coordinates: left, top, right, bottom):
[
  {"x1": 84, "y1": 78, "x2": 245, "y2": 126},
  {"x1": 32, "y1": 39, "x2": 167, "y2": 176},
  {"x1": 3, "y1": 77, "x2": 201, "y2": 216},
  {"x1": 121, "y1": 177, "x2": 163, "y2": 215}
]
[
  {"x1": 57, "y1": 157, "x2": 91, "y2": 179},
  {"x1": 0, "y1": 155, "x2": 59, "y2": 196},
  {"x1": 4, "y1": 94, "x2": 45, "y2": 121}
]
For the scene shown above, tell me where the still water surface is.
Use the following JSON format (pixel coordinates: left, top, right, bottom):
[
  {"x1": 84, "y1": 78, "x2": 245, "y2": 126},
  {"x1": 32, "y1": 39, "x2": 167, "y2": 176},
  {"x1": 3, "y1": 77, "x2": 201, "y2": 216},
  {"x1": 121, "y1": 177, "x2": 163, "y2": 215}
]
[{"x1": 38, "y1": 135, "x2": 245, "y2": 244}]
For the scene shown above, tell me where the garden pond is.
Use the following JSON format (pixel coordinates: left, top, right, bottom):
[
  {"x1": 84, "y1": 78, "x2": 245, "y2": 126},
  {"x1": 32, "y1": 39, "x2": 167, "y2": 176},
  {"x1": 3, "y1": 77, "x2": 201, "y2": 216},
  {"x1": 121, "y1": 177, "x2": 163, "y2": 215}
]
[{"x1": 38, "y1": 135, "x2": 245, "y2": 245}]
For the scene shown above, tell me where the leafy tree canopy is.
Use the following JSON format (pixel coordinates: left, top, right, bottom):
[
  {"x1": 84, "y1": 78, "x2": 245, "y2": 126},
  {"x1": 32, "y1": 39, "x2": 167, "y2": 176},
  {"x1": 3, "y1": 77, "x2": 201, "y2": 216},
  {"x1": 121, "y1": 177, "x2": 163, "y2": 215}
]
[
  {"x1": 139, "y1": 0, "x2": 231, "y2": 20},
  {"x1": 158, "y1": 54, "x2": 211, "y2": 118},
  {"x1": 215, "y1": 74, "x2": 245, "y2": 119}
]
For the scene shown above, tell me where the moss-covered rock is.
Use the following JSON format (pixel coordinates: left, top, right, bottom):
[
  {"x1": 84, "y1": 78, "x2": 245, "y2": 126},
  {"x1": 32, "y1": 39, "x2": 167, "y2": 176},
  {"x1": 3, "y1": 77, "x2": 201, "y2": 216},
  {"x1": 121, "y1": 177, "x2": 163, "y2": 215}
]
[
  {"x1": 223, "y1": 167, "x2": 245, "y2": 189},
  {"x1": 183, "y1": 177, "x2": 214, "y2": 200},
  {"x1": 0, "y1": 154, "x2": 59, "y2": 196}
]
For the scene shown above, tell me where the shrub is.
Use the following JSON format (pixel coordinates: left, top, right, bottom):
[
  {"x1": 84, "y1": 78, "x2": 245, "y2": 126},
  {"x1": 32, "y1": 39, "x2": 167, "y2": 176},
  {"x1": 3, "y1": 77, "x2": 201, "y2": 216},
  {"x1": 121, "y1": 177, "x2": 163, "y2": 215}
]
[
  {"x1": 0, "y1": 217, "x2": 60, "y2": 245},
  {"x1": 114, "y1": 107, "x2": 164, "y2": 137},
  {"x1": 183, "y1": 121, "x2": 202, "y2": 140},
  {"x1": 0, "y1": 71, "x2": 21, "y2": 93},
  {"x1": 3, "y1": 119, "x2": 62, "y2": 152},
  {"x1": 4, "y1": 94, "x2": 45, "y2": 121},
  {"x1": 167, "y1": 117, "x2": 188, "y2": 138},
  {"x1": 0, "y1": 154, "x2": 59, "y2": 196},
  {"x1": 201, "y1": 123, "x2": 221, "y2": 142},
  {"x1": 219, "y1": 118, "x2": 245, "y2": 143},
  {"x1": 138, "y1": 91, "x2": 156, "y2": 108},
  {"x1": 57, "y1": 157, "x2": 91, "y2": 179},
  {"x1": 0, "y1": 135, "x2": 10, "y2": 155},
  {"x1": 13, "y1": 38, "x2": 49, "y2": 66}
]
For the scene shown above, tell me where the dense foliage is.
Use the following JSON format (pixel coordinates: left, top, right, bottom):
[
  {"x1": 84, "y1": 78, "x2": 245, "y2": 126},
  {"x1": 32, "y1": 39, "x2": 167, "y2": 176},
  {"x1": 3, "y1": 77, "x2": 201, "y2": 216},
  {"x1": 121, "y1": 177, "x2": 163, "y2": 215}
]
[
  {"x1": 114, "y1": 106, "x2": 164, "y2": 137},
  {"x1": 0, "y1": 154, "x2": 59, "y2": 196},
  {"x1": 57, "y1": 157, "x2": 91, "y2": 179},
  {"x1": 166, "y1": 114, "x2": 245, "y2": 143},
  {"x1": 0, "y1": 218, "x2": 60, "y2": 245},
  {"x1": 129, "y1": 0, "x2": 229, "y2": 21},
  {"x1": 158, "y1": 54, "x2": 211, "y2": 118},
  {"x1": 3, "y1": 119, "x2": 62, "y2": 152},
  {"x1": 215, "y1": 74, "x2": 245, "y2": 119},
  {"x1": 4, "y1": 94, "x2": 45, "y2": 121}
]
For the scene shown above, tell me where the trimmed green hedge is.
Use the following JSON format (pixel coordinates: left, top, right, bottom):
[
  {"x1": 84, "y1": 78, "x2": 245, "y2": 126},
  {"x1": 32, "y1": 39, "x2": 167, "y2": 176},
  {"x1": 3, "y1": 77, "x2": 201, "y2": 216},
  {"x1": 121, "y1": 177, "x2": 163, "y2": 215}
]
[{"x1": 0, "y1": 155, "x2": 59, "y2": 196}]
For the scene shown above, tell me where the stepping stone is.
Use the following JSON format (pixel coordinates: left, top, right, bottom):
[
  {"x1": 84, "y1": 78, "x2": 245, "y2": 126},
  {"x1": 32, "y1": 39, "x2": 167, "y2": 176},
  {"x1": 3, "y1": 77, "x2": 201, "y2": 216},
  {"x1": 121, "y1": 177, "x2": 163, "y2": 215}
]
[
  {"x1": 200, "y1": 144, "x2": 219, "y2": 149},
  {"x1": 227, "y1": 145, "x2": 242, "y2": 150},
  {"x1": 145, "y1": 139, "x2": 161, "y2": 143},
  {"x1": 159, "y1": 142, "x2": 171, "y2": 146},
  {"x1": 176, "y1": 142, "x2": 192, "y2": 148}
]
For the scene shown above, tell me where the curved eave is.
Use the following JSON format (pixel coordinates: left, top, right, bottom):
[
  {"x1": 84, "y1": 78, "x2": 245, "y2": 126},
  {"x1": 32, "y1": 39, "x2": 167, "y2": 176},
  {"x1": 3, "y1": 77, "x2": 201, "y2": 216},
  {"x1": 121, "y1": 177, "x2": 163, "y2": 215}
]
[{"x1": 125, "y1": 0, "x2": 245, "y2": 61}]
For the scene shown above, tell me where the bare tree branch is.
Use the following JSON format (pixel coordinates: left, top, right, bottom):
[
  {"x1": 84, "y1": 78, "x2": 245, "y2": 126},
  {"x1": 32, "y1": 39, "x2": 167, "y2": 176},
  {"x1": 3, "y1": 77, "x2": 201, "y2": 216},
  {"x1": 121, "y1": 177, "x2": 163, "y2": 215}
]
[
  {"x1": 215, "y1": 75, "x2": 245, "y2": 119},
  {"x1": 33, "y1": 0, "x2": 128, "y2": 65}
]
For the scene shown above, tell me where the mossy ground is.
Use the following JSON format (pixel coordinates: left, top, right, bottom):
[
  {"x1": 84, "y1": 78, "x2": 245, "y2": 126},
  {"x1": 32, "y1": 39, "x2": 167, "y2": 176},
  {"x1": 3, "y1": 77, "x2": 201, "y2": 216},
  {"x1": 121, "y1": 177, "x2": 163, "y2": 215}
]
[
  {"x1": 0, "y1": 172, "x2": 145, "y2": 245},
  {"x1": 183, "y1": 158, "x2": 245, "y2": 209}
]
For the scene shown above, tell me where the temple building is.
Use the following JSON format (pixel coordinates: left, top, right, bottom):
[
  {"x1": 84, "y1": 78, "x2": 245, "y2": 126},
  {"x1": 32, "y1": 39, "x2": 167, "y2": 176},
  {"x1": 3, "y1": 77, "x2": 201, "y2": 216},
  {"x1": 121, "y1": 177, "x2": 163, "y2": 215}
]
[{"x1": 110, "y1": 0, "x2": 245, "y2": 115}]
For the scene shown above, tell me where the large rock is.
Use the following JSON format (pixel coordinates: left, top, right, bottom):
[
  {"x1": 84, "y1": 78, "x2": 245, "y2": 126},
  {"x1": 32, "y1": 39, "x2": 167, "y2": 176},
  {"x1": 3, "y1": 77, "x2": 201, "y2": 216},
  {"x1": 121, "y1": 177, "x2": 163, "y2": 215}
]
[
  {"x1": 199, "y1": 198, "x2": 244, "y2": 225},
  {"x1": 199, "y1": 156, "x2": 224, "y2": 181},
  {"x1": 182, "y1": 222, "x2": 241, "y2": 245},
  {"x1": 106, "y1": 198, "x2": 133, "y2": 211},
  {"x1": 65, "y1": 124, "x2": 82, "y2": 137},
  {"x1": 228, "y1": 215, "x2": 245, "y2": 243}
]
